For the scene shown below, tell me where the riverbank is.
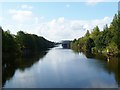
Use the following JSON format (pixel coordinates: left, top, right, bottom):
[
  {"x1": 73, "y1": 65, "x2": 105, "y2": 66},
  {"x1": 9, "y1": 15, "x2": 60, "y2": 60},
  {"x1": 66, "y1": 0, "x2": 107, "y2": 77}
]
[
  {"x1": 70, "y1": 12, "x2": 120, "y2": 57},
  {"x1": 1, "y1": 27, "x2": 55, "y2": 57}
]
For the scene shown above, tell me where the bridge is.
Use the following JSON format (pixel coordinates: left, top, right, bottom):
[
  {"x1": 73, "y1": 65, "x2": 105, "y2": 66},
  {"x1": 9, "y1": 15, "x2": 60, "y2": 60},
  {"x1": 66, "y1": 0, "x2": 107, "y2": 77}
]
[{"x1": 61, "y1": 40, "x2": 71, "y2": 49}]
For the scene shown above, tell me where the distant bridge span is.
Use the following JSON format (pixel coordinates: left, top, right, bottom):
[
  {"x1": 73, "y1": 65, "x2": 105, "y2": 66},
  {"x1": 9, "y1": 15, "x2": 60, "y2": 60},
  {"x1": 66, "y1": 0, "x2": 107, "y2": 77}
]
[{"x1": 61, "y1": 40, "x2": 71, "y2": 49}]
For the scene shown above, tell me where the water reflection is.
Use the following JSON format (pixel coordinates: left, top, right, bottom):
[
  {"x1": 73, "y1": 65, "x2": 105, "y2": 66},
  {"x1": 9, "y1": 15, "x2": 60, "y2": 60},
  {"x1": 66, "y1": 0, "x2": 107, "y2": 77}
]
[
  {"x1": 2, "y1": 47, "x2": 120, "y2": 88},
  {"x1": 73, "y1": 49, "x2": 120, "y2": 87},
  {"x1": 95, "y1": 55, "x2": 119, "y2": 87},
  {"x1": 106, "y1": 57, "x2": 120, "y2": 87},
  {"x1": 2, "y1": 50, "x2": 48, "y2": 87}
]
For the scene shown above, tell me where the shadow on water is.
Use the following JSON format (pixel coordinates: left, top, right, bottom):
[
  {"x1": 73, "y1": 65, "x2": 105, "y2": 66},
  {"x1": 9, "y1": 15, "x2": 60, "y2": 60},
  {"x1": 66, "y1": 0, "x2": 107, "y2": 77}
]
[
  {"x1": 91, "y1": 53, "x2": 120, "y2": 87},
  {"x1": 72, "y1": 49, "x2": 120, "y2": 87},
  {"x1": 2, "y1": 50, "x2": 48, "y2": 87}
]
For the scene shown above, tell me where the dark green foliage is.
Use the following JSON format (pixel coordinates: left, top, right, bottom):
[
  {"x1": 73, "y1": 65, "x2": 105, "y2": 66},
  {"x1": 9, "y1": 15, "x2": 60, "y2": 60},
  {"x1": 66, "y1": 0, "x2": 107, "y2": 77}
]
[
  {"x1": 85, "y1": 38, "x2": 95, "y2": 52},
  {"x1": 112, "y1": 12, "x2": 120, "y2": 49},
  {"x1": 90, "y1": 26, "x2": 100, "y2": 40},
  {"x1": 71, "y1": 12, "x2": 120, "y2": 56},
  {"x1": 1, "y1": 28, "x2": 54, "y2": 56},
  {"x1": 85, "y1": 30, "x2": 90, "y2": 37},
  {"x1": 2, "y1": 28, "x2": 20, "y2": 56}
]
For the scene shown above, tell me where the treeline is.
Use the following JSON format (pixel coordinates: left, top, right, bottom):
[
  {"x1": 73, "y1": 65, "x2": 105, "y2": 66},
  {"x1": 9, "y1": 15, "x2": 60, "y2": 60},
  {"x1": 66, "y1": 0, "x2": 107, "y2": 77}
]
[
  {"x1": 1, "y1": 27, "x2": 54, "y2": 56},
  {"x1": 71, "y1": 12, "x2": 120, "y2": 56}
]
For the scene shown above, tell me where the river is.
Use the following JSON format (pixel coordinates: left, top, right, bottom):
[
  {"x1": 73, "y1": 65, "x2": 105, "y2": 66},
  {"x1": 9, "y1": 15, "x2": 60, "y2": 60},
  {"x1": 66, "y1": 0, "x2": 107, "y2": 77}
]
[{"x1": 2, "y1": 45, "x2": 120, "y2": 88}]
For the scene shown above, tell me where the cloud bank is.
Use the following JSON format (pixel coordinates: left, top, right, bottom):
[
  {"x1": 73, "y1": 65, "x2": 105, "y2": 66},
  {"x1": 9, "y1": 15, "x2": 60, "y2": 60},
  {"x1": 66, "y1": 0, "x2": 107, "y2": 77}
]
[
  {"x1": 2, "y1": 4, "x2": 113, "y2": 42},
  {"x1": 33, "y1": 16, "x2": 112, "y2": 42},
  {"x1": 6, "y1": 8, "x2": 113, "y2": 42}
]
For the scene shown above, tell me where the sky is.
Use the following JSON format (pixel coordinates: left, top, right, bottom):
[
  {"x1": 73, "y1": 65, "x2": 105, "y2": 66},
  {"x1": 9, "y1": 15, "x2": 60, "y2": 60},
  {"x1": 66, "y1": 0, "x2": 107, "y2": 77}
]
[{"x1": 0, "y1": 1, "x2": 119, "y2": 42}]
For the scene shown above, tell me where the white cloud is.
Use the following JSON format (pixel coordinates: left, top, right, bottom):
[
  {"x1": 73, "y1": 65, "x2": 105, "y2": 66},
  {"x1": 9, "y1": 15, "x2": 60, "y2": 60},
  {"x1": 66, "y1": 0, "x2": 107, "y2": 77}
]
[
  {"x1": 9, "y1": 9, "x2": 44, "y2": 24},
  {"x1": 6, "y1": 10, "x2": 112, "y2": 42},
  {"x1": 39, "y1": 16, "x2": 44, "y2": 20},
  {"x1": 86, "y1": 0, "x2": 110, "y2": 5},
  {"x1": 0, "y1": 16, "x2": 3, "y2": 20},
  {"x1": 66, "y1": 4, "x2": 70, "y2": 8},
  {"x1": 86, "y1": 0, "x2": 105, "y2": 3},
  {"x1": 21, "y1": 5, "x2": 33, "y2": 9},
  {"x1": 0, "y1": 16, "x2": 4, "y2": 25},
  {"x1": 0, "y1": 16, "x2": 3, "y2": 23},
  {"x1": 9, "y1": 9, "x2": 33, "y2": 23},
  {"x1": 35, "y1": 17, "x2": 39, "y2": 24},
  {"x1": 33, "y1": 16, "x2": 112, "y2": 42},
  {"x1": 58, "y1": 17, "x2": 65, "y2": 23},
  {"x1": 85, "y1": 0, "x2": 119, "y2": 5}
]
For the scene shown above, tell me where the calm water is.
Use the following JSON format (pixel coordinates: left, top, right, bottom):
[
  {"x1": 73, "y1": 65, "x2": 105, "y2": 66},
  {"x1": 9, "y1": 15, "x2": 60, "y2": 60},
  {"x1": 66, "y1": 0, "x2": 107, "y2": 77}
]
[{"x1": 2, "y1": 45, "x2": 120, "y2": 88}]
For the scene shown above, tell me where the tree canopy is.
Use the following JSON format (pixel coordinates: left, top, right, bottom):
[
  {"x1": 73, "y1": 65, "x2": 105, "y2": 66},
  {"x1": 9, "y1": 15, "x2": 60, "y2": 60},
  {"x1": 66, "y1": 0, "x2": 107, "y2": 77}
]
[
  {"x1": 2, "y1": 28, "x2": 54, "y2": 56},
  {"x1": 71, "y1": 12, "x2": 120, "y2": 56}
]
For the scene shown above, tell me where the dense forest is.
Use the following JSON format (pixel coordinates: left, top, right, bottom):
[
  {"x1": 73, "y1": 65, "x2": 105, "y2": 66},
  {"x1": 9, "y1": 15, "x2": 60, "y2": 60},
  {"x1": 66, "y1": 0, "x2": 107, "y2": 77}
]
[
  {"x1": 71, "y1": 12, "x2": 120, "y2": 56},
  {"x1": 1, "y1": 27, "x2": 54, "y2": 57},
  {"x1": 1, "y1": 26, "x2": 55, "y2": 87}
]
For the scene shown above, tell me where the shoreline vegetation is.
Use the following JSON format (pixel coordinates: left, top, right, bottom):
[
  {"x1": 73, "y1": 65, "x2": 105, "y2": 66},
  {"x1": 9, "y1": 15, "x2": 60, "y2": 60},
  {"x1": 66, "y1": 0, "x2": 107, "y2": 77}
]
[
  {"x1": 1, "y1": 27, "x2": 55, "y2": 57},
  {"x1": 1, "y1": 12, "x2": 120, "y2": 58},
  {"x1": 1, "y1": 27, "x2": 55, "y2": 87},
  {"x1": 70, "y1": 12, "x2": 120, "y2": 57}
]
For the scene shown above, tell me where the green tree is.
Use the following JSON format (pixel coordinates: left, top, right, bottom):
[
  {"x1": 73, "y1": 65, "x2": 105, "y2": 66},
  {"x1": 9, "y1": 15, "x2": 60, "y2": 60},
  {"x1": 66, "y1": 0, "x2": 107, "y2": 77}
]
[
  {"x1": 90, "y1": 26, "x2": 100, "y2": 40},
  {"x1": 85, "y1": 38, "x2": 95, "y2": 52},
  {"x1": 112, "y1": 12, "x2": 120, "y2": 49},
  {"x1": 85, "y1": 30, "x2": 90, "y2": 37},
  {"x1": 2, "y1": 29, "x2": 20, "y2": 55}
]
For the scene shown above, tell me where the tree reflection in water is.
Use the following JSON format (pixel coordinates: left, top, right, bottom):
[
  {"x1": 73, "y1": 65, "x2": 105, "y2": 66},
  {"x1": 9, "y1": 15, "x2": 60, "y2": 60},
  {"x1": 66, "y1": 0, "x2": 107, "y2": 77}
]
[
  {"x1": 72, "y1": 49, "x2": 120, "y2": 87},
  {"x1": 2, "y1": 50, "x2": 48, "y2": 87},
  {"x1": 2, "y1": 48, "x2": 120, "y2": 88}
]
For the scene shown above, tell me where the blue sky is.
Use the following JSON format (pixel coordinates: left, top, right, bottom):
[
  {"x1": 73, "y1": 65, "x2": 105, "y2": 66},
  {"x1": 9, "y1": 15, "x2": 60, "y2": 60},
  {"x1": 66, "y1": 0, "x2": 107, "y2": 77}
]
[
  {"x1": 0, "y1": 1, "x2": 119, "y2": 42},
  {"x1": 1, "y1": 2, "x2": 118, "y2": 20}
]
